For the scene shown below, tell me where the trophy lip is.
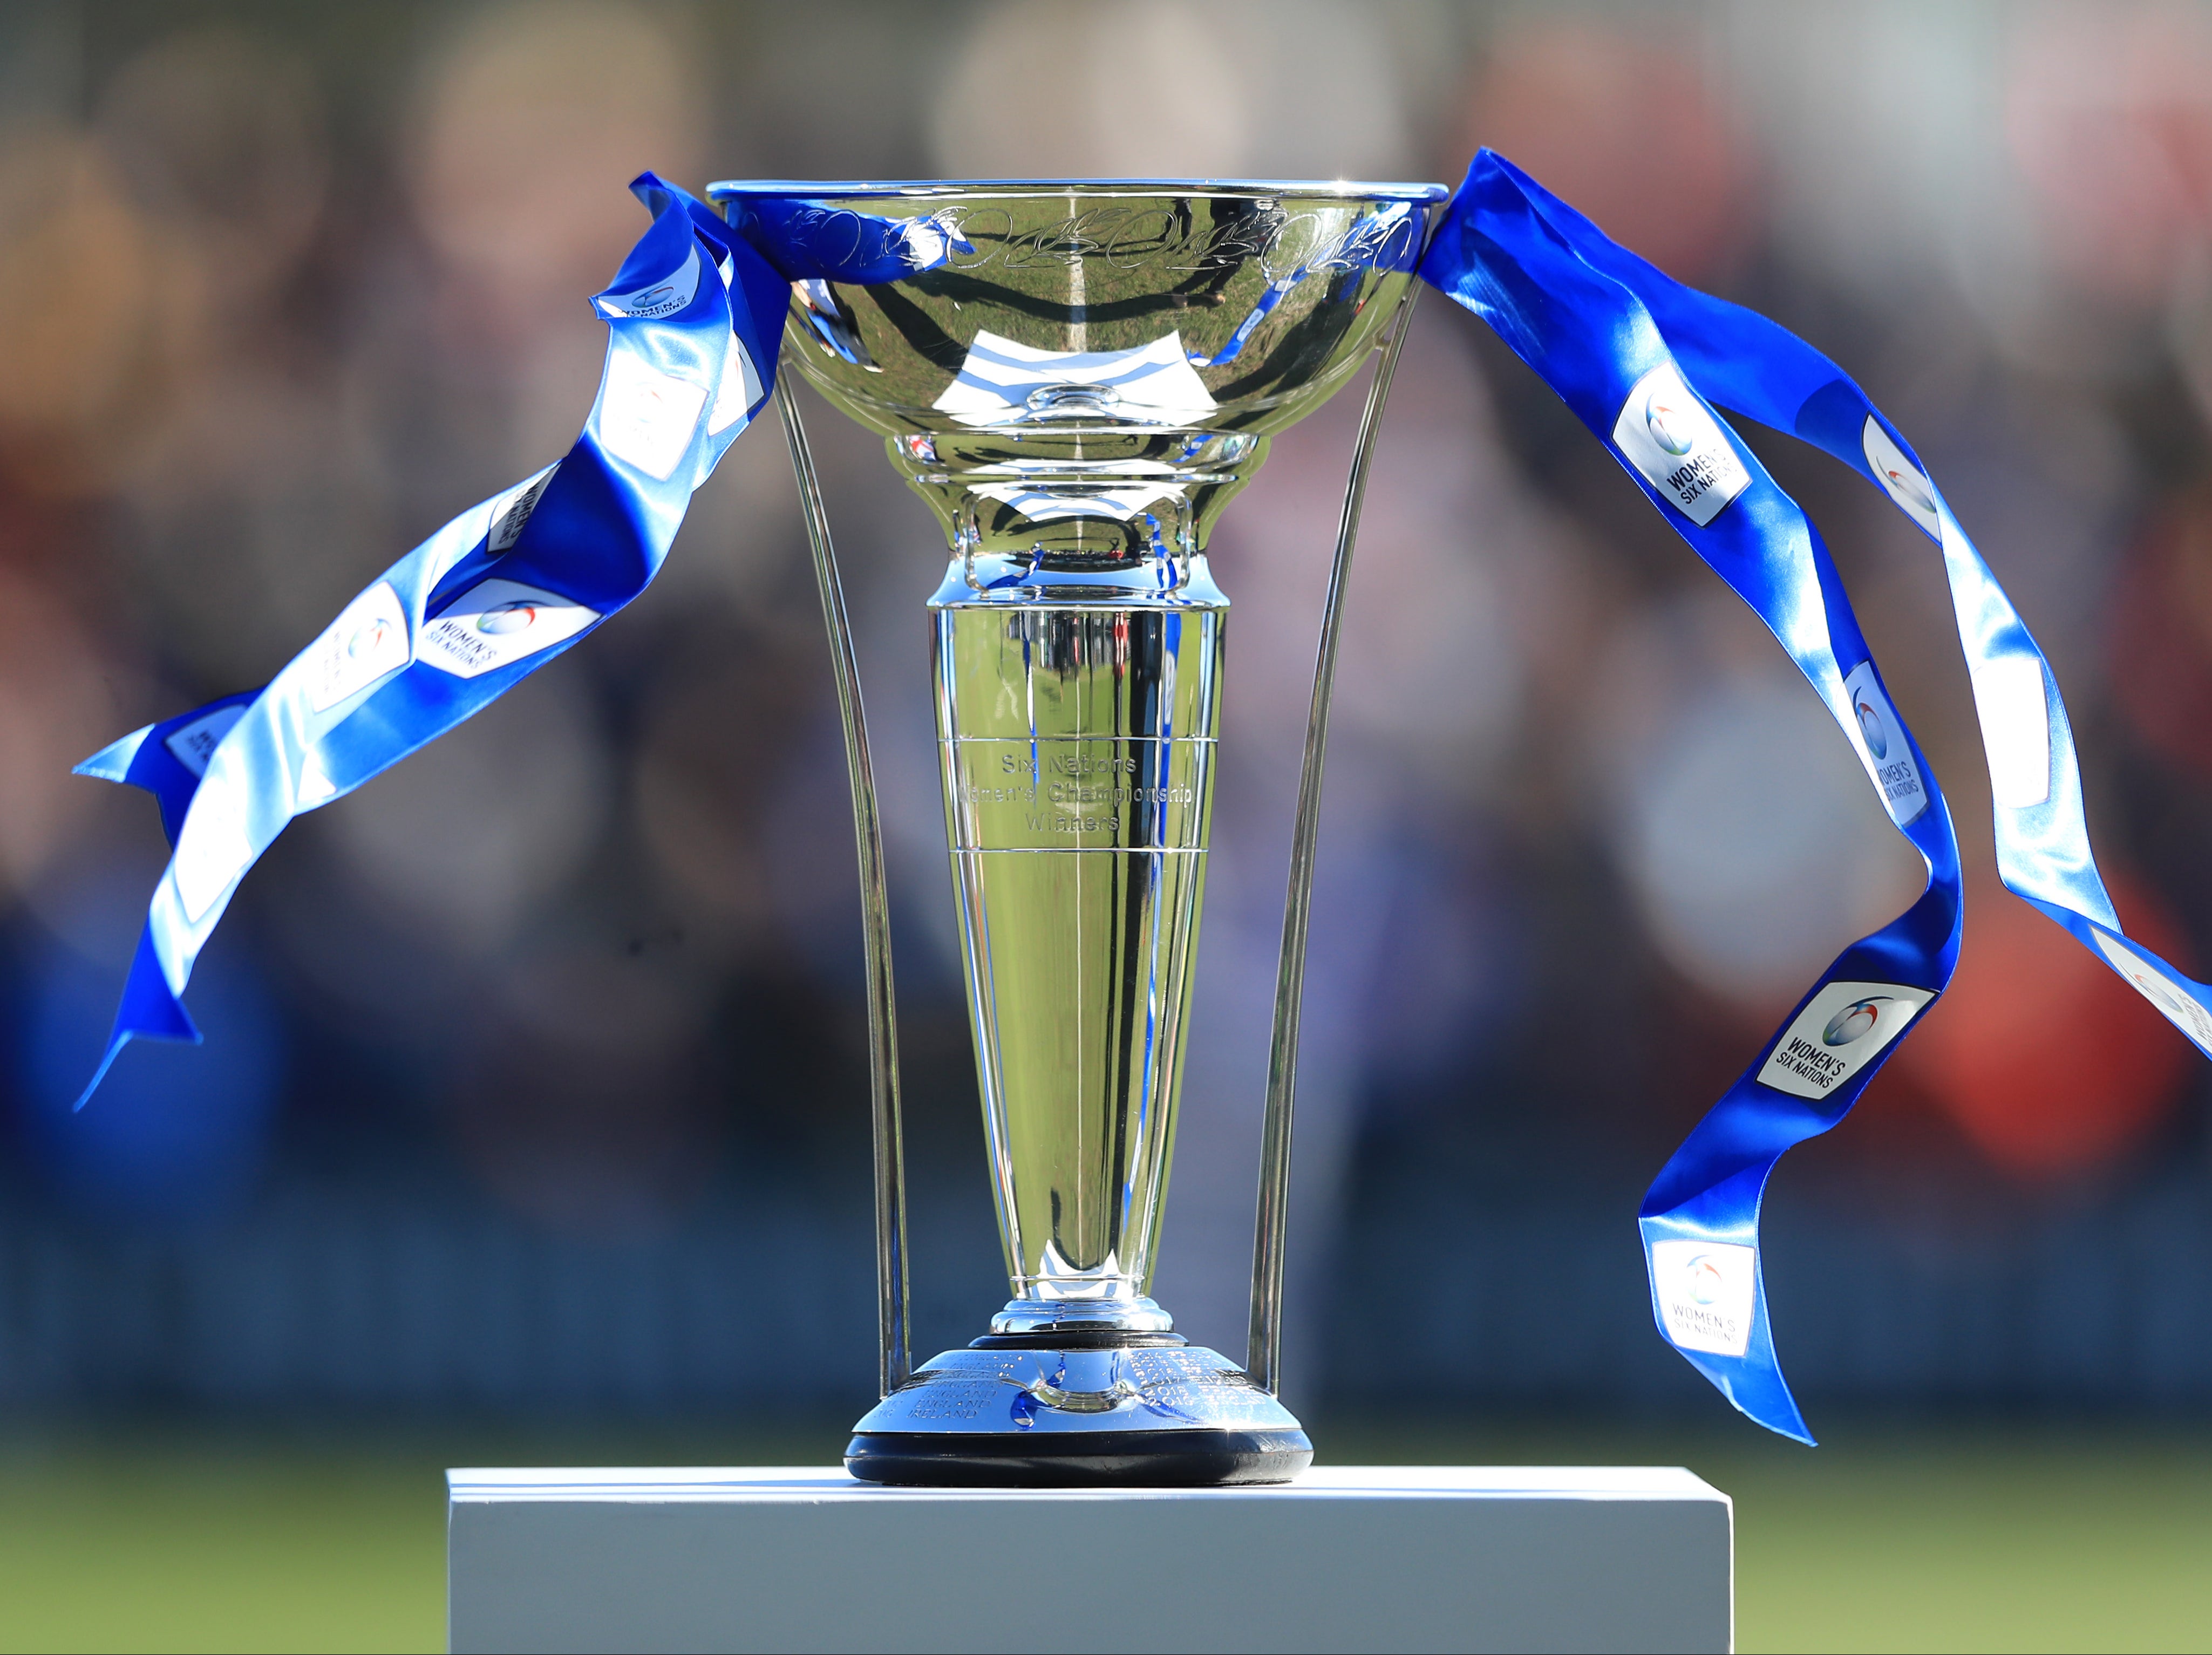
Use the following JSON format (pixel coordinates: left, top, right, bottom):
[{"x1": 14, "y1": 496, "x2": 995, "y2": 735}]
[{"x1": 706, "y1": 177, "x2": 1451, "y2": 204}]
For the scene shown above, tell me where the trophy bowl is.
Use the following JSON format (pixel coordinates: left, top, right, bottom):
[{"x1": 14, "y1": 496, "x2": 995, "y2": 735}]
[{"x1": 712, "y1": 179, "x2": 1447, "y2": 1485}]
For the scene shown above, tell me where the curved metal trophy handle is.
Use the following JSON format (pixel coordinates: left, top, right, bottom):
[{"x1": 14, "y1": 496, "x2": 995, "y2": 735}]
[
  {"x1": 1248, "y1": 287, "x2": 1423, "y2": 1397},
  {"x1": 777, "y1": 380, "x2": 913, "y2": 1398}
]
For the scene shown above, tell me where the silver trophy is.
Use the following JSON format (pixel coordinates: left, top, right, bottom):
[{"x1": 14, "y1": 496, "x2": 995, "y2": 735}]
[{"x1": 710, "y1": 179, "x2": 1446, "y2": 1484}]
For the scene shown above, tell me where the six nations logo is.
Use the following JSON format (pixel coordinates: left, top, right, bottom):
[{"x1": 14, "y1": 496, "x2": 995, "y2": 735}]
[
  {"x1": 1821, "y1": 995, "x2": 1892, "y2": 1047},
  {"x1": 1761, "y1": 979, "x2": 1935, "y2": 1100}
]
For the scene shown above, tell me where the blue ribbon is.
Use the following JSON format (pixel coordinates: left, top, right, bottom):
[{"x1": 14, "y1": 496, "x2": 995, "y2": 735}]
[
  {"x1": 719, "y1": 193, "x2": 968, "y2": 285},
  {"x1": 1421, "y1": 149, "x2": 2212, "y2": 1441},
  {"x1": 74, "y1": 173, "x2": 785, "y2": 1106}
]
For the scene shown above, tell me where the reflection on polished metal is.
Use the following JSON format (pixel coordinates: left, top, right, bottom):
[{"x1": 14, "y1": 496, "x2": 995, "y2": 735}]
[
  {"x1": 935, "y1": 584, "x2": 1218, "y2": 1340},
  {"x1": 713, "y1": 179, "x2": 1446, "y2": 1486}
]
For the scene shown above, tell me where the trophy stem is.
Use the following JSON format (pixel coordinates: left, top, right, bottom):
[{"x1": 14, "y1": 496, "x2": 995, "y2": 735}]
[
  {"x1": 1247, "y1": 290, "x2": 1423, "y2": 1397},
  {"x1": 931, "y1": 567, "x2": 1223, "y2": 1334},
  {"x1": 777, "y1": 382, "x2": 913, "y2": 1398}
]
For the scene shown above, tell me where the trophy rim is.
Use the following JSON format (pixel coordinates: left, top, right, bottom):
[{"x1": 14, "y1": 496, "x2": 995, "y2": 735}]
[{"x1": 706, "y1": 177, "x2": 1451, "y2": 203}]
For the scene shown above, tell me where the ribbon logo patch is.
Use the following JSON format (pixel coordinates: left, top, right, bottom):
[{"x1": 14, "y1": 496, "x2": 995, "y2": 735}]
[
  {"x1": 419, "y1": 580, "x2": 600, "y2": 679},
  {"x1": 1650, "y1": 1240, "x2": 1756, "y2": 1357},
  {"x1": 1861, "y1": 415, "x2": 1942, "y2": 537},
  {"x1": 1610, "y1": 364, "x2": 1750, "y2": 526},
  {"x1": 306, "y1": 582, "x2": 410, "y2": 713},
  {"x1": 1842, "y1": 663, "x2": 1928, "y2": 826},
  {"x1": 1761, "y1": 980, "x2": 1934, "y2": 1100}
]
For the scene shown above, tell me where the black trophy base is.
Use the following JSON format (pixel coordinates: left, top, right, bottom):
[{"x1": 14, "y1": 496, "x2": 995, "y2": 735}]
[
  {"x1": 845, "y1": 1427, "x2": 1313, "y2": 1488},
  {"x1": 845, "y1": 1341, "x2": 1312, "y2": 1488}
]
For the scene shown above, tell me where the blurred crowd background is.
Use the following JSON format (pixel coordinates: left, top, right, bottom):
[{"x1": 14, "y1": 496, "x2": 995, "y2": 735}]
[{"x1": 4, "y1": 0, "x2": 2212, "y2": 1433}]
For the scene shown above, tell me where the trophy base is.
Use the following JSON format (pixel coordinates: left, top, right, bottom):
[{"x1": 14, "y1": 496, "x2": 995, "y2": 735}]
[
  {"x1": 845, "y1": 1426, "x2": 1311, "y2": 1487},
  {"x1": 845, "y1": 1342, "x2": 1311, "y2": 1488}
]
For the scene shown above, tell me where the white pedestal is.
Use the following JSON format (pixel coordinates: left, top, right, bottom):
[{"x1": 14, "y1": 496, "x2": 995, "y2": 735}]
[{"x1": 447, "y1": 1465, "x2": 1731, "y2": 1654}]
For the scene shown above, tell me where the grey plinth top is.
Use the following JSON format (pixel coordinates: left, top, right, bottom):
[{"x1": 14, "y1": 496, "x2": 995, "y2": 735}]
[{"x1": 447, "y1": 1465, "x2": 1733, "y2": 1654}]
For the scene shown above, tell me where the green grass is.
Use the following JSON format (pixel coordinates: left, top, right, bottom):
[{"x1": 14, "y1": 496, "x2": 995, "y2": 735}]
[
  {"x1": 0, "y1": 1438, "x2": 440, "y2": 1653},
  {"x1": 0, "y1": 1418, "x2": 2204, "y2": 1652},
  {"x1": 1727, "y1": 1435, "x2": 2212, "y2": 1653}
]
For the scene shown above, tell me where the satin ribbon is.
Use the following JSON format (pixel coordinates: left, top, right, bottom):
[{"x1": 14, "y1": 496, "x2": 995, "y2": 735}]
[
  {"x1": 74, "y1": 174, "x2": 787, "y2": 1105},
  {"x1": 1422, "y1": 149, "x2": 2211, "y2": 1440}
]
